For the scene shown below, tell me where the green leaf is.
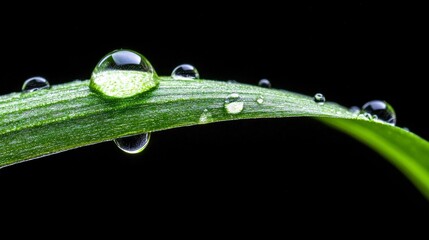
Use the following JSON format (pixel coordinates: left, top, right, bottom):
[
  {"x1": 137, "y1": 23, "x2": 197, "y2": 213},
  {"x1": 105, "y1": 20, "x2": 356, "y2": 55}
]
[
  {"x1": 321, "y1": 118, "x2": 429, "y2": 199},
  {"x1": 1, "y1": 77, "x2": 428, "y2": 199}
]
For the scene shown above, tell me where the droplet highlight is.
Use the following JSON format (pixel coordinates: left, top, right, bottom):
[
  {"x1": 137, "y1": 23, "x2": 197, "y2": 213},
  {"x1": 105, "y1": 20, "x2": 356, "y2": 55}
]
[
  {"x1": 199, "y1": 109, "x2": 212, "y2": 124},
  {"x1": 361, "y1": 112, "x2": 374, "y2": 120},
  {"x1": 258, "y1": 79, "x2": 271, "y2": 88},
  {"x1": 224, "y1": 93, "x2": 244, "y2": 114},
  {"x1": 22, "y1": 77, "x2": 50, "y2": 92},
  {"x1": 90, "y1": 49, "x2": 158, "y2": 99},
  {"x1": 313, "y1": 93, "x2": 326, "y2": 105},
  {"x1": 361, "y1": 100, "x2": 396, "y2": 125},
  {"x1": 256, "y1": 96, "x2": 264, "y2": 104},
  {"x1": 114, "y1": 133, "x2": 151, "y2": 154},
  {"x1": 171, "y1": 64, "x2": 199, "y2": 80}
]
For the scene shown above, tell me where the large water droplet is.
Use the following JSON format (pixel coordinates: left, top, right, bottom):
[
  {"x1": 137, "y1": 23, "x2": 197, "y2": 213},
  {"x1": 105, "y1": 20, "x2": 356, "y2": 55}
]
[
  {"x1": 313, "y1": 93, "x2": 326, "y2": 105},
  {"x1": 22, "y1": 77, "x2": 50, "y2": 92},
  {"x1": 199, "y1": 109, "x2": 212, "y2": 124},
  {"x1": 171, "y1": 64, "x2": 199, "y2": 80},
  {"x1": 114, "y1": 133, "x2": 151, "y2": 154},
  {"x1": 90, "y1": 49, "x2": 158, "y2": 99},
  {"x1": 258, "y1": 79, "x2": 271, "y2": 88},
  {"x1": 362, "y1": 100, "x2": 396, "y2": 125},
  {"x1": 224, "y1": 93, "x2": 244, "y2": 114}
]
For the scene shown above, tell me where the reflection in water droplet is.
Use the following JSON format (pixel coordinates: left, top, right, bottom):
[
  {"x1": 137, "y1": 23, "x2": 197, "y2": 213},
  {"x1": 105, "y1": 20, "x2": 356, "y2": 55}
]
[
  {"x1": 114, "y1": 133, "x2": 151, "y2": 154},
  {"x1": 22, "y1": 77, "x2": 50, "y2": 92},
  {"x1": 224, "y1": 93, "x2": 244, "y2": 114},
  {"x1": 313, "y1": 93, "x2": 326, "y2": 105},
  {"x1": 256, "y1": 96, "x2": 264, "y2": 104},
  {"x1": 171, "y1": 64, "x2": 199, "y2": 80},
  {"x1": 199, "y1": 109, "x2": 212, "y2": 124},
  {"x1": 362, "y1": 100, "x2": 396, "y2": 125},
  {"x1": 360, "y1": 112, "x2": 374, "y2": 120},
  {"x1": 89, "y1": 49, "x2": 157, "y2": 98},
  {"x1": 258, "y1": 79, "x2": 271, "y2": 88}
]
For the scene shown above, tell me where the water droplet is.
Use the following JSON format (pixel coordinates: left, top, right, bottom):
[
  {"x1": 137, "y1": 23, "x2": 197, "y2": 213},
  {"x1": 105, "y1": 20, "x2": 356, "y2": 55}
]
[
  {"x1": 224, "y1": 93, "x2": 244, "y2": 114},
  {"x1": 22, "y1": 77, "x2": 50, "y2": 92},
  {"x1": 313, "y1": 93, "x2": 326, "y2": 105},
  {"x1": 227, "y1": 80, "x2": 239, "y2": 84},
  {"x1": 256, "y1": 96, "x2": 264, "y2": 104},
  {"x1": 403, "y1": 127, "x2": 410, "y2": 132},
  {"x1": 258, "y1": 79, "x2": 271, "y2": 88},
  {"x1": 199, "y1": 109, "x2": 212, "y2": 124},
  {"x1": 362, "y1": 100, "x2": 396, "y2": 125},
  {"x1": 349, "y1": 106, "x2": 360, "y2": 114},
  {"x1": 171, "y1": 64, "x2": 199, "y2": 80},
  {"x1": 90, "y1": 49, "x2": 158, "y2": 98},
  {"x1": 114, "y1": 133, "x2": 151, "y2": 154}
]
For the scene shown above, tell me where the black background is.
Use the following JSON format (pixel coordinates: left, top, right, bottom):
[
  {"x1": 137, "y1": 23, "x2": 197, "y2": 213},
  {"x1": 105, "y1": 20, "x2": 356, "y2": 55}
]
[{"x1": 1, "y1": 2, "x2": 428, "y2": 227}]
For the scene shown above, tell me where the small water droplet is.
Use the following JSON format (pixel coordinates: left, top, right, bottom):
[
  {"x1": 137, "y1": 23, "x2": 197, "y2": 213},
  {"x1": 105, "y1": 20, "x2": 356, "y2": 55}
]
[
  {"x1": 258, "y1": 79, "x2": 271, "y2": 88},
  {"x1": 227, "y1": 80, "x2": 239, "y2": 84},
  {"x1": 114, "y1": 133, "x2": 151, "y2": 154},
  {"x1": 199, "y1": 109, "x2": 212, "y2": 124},
  {"x1": 22, "y1": 77, "x2": 50, "y2": 92},
  {"x1": 313, "y1": 93, "x2": 326, "y2": 105},
  {"x1": 256, "y1": 96, "x2": 264, "y2": 104},
  {"x1": 362, "y1": 100, "x2": 396, "y2": 125},
  {"x1": 224, "y1": 93, "x2": 244, "y2": 114},
  {"x1": 349, "y1": 106, "x2": 360, "y2": 114},
  {"x1": 90, "y1": 49, "x2": 158, "y2": 98},
  {"x1": 403, "y1": 127, "x2": 410, "y2": 132},
  {"x1": 171, "y1": 64, "x2": 199, "y2": 80}
]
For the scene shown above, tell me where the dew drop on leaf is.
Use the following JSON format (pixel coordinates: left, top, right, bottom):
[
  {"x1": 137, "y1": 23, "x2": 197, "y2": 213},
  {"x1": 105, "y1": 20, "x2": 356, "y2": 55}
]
[
  {"x1": 362, "y1": 100, "x2": 396, "y2": 125},
  {"x1": 224, "y1": 93, "x2": 244, "y2": 114},
  {"x1": 313, "y1": 93, "x2": 326, "y2": 105},
  {"x1": 114, "y1": 133, "x2": 151, "y2": 154},
  {"x1": 258, "y1": 79, "x2": 271, "y2": 88},
  {"x1": 349, "y1": 106, "x2": 360, "y2": 115},
  {"x1": 22, "y1": 77, "x2": 50, "y2": 92},
  {"x1": 90, "y1": 49, "x2": 158, "y2": 98},
  {"x1": 171, "y1": 64, "x2": 199, "y2": 80},
  {"x1": 227, "y1": 80, "x2": 239, "y2": 84}
]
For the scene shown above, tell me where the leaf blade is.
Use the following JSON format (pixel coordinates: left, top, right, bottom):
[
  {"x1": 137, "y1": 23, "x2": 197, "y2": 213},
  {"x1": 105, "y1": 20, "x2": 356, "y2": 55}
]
[
  {"x1": 322, "y1": 118, "x2": 429, "y2": 199},
  {"x1": 1, "y1": 78, "x2": 428, "y2": 200}
]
